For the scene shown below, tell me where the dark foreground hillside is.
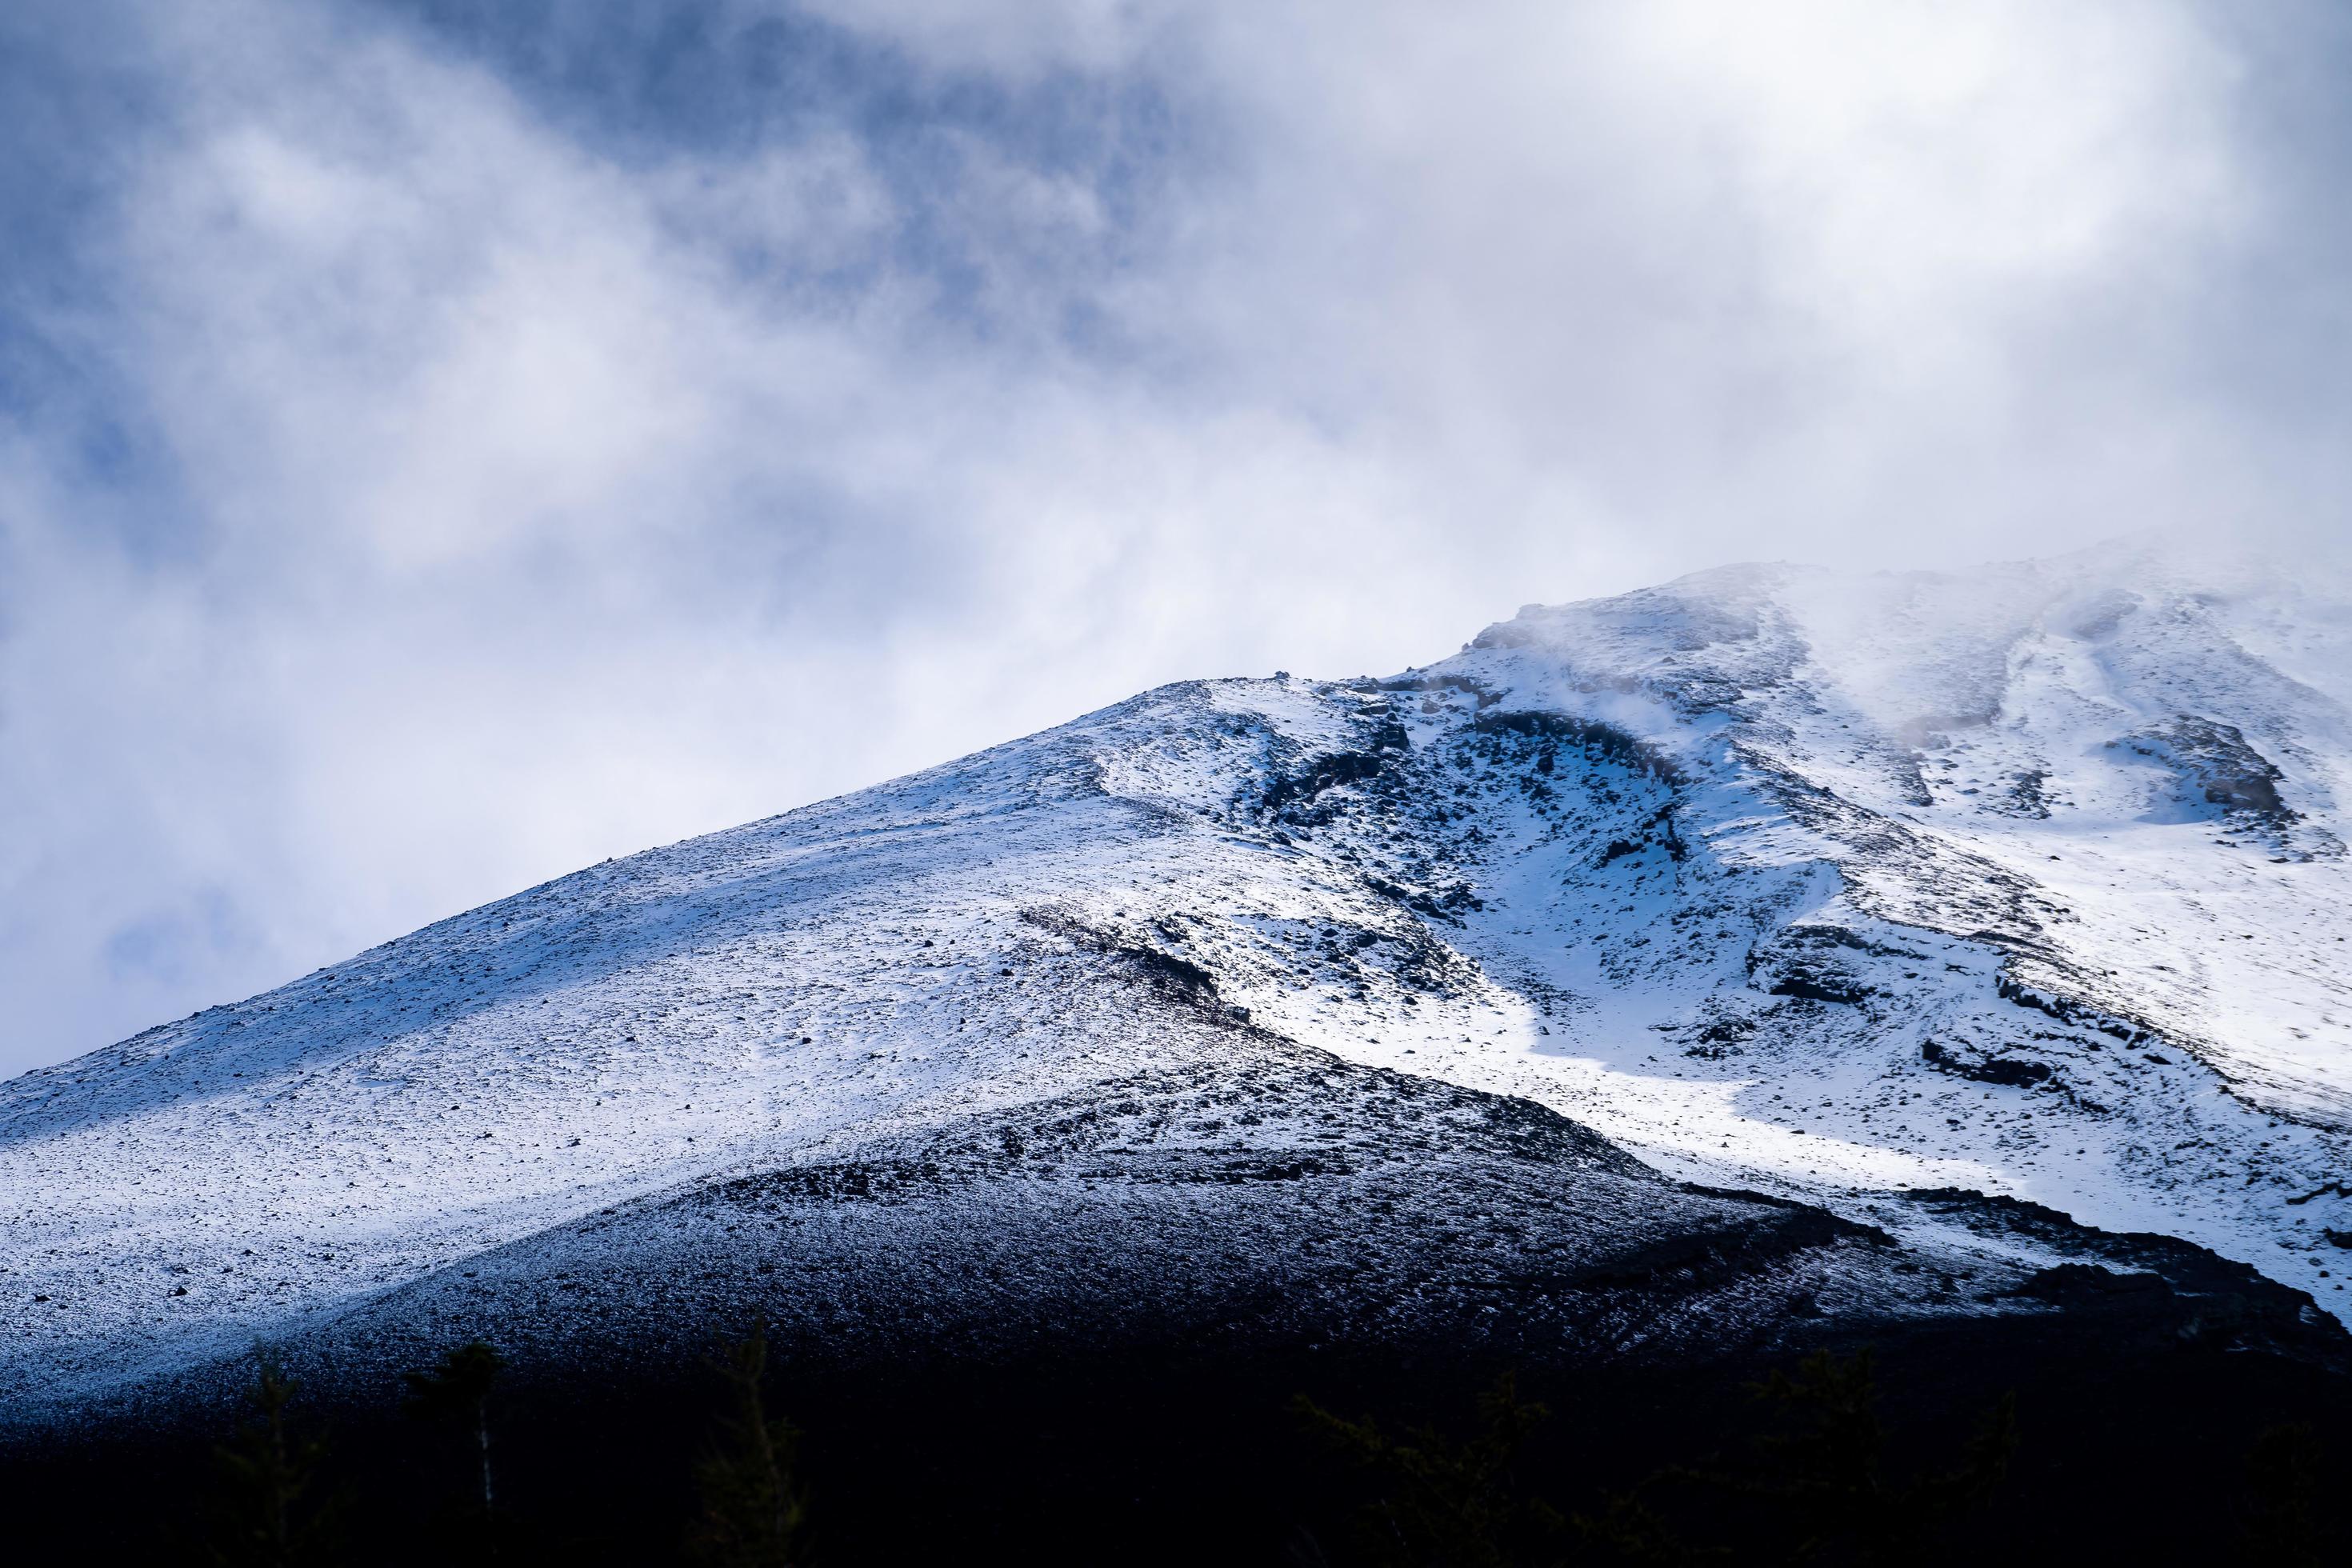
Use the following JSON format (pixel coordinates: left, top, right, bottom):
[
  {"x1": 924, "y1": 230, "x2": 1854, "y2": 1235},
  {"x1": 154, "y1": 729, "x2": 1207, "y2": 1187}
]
[
  {"x1": 5, "y1": 1300, "x2": 2349, "y2": 1565},
  {"x1": 6, "y1": 1051, "x2": 2348, "y2": 1564}
]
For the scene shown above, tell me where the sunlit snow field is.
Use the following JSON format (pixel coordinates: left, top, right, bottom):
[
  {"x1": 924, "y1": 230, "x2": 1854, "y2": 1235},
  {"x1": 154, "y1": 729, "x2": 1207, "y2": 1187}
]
[{"x1": 6, "y1": 538, "x2": 2350, "y2": 1410}]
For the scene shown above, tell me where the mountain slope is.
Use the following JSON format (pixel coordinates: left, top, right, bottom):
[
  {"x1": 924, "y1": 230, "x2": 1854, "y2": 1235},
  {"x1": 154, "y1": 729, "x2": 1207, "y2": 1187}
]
[{"x1": 6, "y1": 536, "x2": 2350, "y2": 1421}]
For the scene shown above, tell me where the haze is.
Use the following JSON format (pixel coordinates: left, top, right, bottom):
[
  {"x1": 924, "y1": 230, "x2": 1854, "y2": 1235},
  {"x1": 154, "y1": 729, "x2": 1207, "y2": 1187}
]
[{"x1": 3, "y1": 0, "x2": 2349, "y2": 1075}]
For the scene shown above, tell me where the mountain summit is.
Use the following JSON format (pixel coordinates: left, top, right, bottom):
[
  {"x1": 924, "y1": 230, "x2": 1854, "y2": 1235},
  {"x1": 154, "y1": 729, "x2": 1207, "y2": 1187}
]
[{"x1": 6, "y1": 538, "x2": 2350, "y2": 1426}]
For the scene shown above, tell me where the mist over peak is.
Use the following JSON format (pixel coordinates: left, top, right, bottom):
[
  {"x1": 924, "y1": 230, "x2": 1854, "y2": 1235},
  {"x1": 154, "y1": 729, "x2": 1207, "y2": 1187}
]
[{"x1": 9, "y1": 2, "x2": 2352, "y2": 1080}]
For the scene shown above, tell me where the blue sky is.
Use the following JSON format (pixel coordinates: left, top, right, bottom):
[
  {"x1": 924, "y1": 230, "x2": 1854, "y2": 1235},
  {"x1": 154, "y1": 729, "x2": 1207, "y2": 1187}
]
[{"x1": 3, "y1": 0, "x2": 2349, "y2": 1074}]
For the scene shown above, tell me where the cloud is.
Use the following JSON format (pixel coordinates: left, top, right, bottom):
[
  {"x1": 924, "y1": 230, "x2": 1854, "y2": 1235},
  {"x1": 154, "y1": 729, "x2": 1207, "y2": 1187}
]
[{"x1": 0, "y1": 0, "x2": 2344, "y2": 1073}]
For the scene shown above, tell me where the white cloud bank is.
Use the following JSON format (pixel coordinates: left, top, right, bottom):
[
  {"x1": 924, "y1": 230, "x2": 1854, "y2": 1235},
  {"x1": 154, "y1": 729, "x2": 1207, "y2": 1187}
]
[{"x1": 0, "y1": 0, "x2": 2342, "y2": 1073}]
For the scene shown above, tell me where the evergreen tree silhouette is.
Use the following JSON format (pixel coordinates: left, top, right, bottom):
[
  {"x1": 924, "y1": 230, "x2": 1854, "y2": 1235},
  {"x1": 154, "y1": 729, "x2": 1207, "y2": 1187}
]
[
  {"x1": 402, "y1": 1339, "x2": 508, "y2": 1538},
  {"x1": 1294, "y1": 1370, "x2": 1558, "y2": 1568},
  {"x1": 1707, "y1": 1349, "x2": 2014, "y2": 1565},
  {"x1": 203, "y1": 1350, "x2": 341, "y2": 1566},
  {"x1": 2237, "y1": 1422, "x2": 2327, "y2": 1566},
  {"x1": 1293, "y1": 1351, "x2": 2015, "y2": 1566},
  {"x1": 1566, "y1": 1486, "x2": 1722, "y2": 1566},
  {"x1": 686, "y1": 1320, "x2": 809, "y2": 1568}
]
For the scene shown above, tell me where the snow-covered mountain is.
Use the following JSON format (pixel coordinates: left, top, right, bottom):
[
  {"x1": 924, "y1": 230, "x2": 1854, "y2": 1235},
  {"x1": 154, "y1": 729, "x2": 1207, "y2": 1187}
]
[{"x1": 7, "y1": 534, "x2": 2351, "y2": 1422}]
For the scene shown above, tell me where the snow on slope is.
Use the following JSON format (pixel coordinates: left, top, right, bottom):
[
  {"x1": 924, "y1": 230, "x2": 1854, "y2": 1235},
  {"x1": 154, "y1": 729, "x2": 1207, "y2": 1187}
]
[
  {"x1": 5, "y1": 534, "x2": 2350, "y2": 1410},
  {"x1": 1380, "y1": 540, "x2": 2352, "y2": 1294}
]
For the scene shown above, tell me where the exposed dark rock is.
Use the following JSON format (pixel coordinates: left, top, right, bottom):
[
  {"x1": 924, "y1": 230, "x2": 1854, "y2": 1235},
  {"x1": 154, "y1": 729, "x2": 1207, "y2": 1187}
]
[
  {"x1": 2115, "y1": 715, "x2": 2295, "y2": 822},
  {"x1": 1770, "y1": 968, "x2": 1872, "y2": 1006},
  {"x1": 1470, "y1": 710, "x2": 1685, "y2": 785},
  {"x1": 1262, "y1": 751, "x2": 1390, "y2": 815},
  {"x1": 1922, "y1": 1039, "x2": 2056, "y2": 1089}
]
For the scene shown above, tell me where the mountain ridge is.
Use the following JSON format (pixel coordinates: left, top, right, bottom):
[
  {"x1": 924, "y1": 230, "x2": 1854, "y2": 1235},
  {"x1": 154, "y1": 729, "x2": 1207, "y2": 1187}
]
[{"x1": 7, "y1": 536, "x2": 2351, "y2": 1426}]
